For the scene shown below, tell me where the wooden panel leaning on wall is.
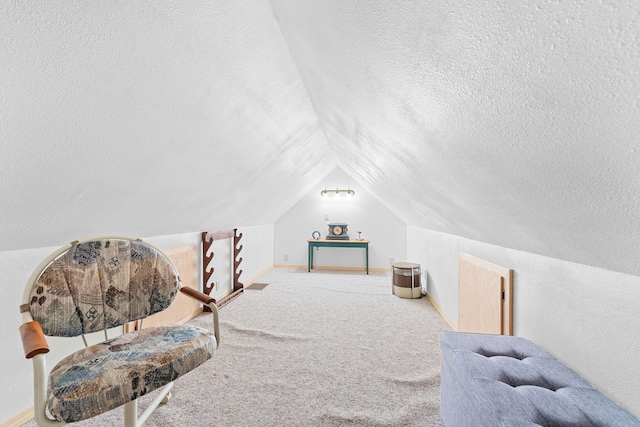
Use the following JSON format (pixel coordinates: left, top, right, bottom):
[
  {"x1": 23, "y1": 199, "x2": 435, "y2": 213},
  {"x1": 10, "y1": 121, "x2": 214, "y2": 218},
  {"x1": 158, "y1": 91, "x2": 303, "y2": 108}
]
[
  {"x1": 128, "y1": 245, "x2": 200, "y2": 331},
  {"x1": 458, "y1": 252, "x2": 513, "y2": 336}
]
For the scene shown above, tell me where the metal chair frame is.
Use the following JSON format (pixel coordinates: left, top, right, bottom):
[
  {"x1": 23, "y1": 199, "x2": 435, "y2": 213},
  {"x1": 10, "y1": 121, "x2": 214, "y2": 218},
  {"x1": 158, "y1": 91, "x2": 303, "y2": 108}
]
[{"x1": 19, "y1": 236, "x2": 220, "y2": 427}]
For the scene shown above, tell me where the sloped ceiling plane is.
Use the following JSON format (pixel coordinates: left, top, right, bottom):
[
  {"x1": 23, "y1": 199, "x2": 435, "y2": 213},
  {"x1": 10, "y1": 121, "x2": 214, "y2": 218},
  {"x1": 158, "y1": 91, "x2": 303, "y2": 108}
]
[{"x1": 1, "y1": 1, "x2": 639, "y2": 276}]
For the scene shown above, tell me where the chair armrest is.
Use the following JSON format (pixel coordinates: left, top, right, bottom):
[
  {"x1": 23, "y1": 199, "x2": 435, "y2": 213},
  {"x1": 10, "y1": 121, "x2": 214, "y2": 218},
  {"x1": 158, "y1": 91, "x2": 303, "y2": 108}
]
[
  {"x1": 179, "y1": 287, "x2": 221, "y2": 348},
  {"x1": 19, "y1": 321, "x2": 49, "y2": 359},
  {"x1": 180, "y1": 287, "x2": 216, "y2": 305}
]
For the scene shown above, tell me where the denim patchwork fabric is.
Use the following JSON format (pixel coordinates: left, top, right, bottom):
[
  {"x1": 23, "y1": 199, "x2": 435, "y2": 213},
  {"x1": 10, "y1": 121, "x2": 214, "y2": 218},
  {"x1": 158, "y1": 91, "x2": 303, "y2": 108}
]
[
  {"x1": 28, "y1": 239, "x2": 180, "y2": 336},
  {"x1": 47, "y1": 324, "x2": 215, "y2": 423}
]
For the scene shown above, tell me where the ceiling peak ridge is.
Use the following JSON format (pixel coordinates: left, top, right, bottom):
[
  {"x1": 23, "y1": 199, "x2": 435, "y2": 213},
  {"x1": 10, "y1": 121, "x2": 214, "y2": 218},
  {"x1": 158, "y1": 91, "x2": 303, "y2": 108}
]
[{"x1": 266, "y1": 0, "x2": 339, "y2": 161}]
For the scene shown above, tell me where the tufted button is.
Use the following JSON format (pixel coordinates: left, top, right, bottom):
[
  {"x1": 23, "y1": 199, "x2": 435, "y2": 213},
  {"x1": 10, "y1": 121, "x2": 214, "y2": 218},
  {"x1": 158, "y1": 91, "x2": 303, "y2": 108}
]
[
  {"x1": 475, "y1": 347, "x2": 529, "y2": 360},
  {"x1": 497, "y1": 372, "x2": 559, "y2": 391}
]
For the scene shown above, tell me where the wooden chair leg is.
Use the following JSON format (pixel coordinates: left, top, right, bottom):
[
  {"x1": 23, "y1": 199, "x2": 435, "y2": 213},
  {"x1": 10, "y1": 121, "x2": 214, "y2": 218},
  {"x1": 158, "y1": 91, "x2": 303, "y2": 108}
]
[{"x1": 161, "y1": 392, "x2": 172, "y2": 404}]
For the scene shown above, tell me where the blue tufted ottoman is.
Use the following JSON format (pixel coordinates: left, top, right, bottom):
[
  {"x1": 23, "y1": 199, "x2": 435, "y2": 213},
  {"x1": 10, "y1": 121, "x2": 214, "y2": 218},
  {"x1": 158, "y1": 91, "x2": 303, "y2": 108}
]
[{"x1": 440, "y1": 332, "x2": 639, "y2": 426}]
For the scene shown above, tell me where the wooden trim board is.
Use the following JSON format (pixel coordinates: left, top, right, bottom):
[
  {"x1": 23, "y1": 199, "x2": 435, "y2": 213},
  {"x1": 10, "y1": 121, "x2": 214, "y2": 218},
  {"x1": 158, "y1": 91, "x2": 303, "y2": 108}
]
[
  {"x1": 426, "y1": 293, "x2": 457, "y2": 331},
  {"x1": 0, "y1": 407, "x2": 34, "y2": 427},
  {"x1": 273, "y1": 264, "x2": 391, "y2": 273},
  {"x1": 243, "y1": 266, "x2": 274, "y2": 285}
]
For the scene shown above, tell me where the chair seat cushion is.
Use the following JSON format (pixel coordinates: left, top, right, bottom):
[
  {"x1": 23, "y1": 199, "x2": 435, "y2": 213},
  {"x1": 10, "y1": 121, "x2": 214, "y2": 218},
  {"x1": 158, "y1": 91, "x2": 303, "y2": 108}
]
[{"x1": 47, "y1": 324, "x2": 215, "y2": 423}]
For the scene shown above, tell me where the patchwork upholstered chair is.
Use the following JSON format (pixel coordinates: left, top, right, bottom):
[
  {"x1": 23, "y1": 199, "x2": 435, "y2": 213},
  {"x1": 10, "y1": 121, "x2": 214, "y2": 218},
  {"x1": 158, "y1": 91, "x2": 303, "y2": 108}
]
[{"x1": 19, "y1": 236, "x2": 220, "y2": 426}]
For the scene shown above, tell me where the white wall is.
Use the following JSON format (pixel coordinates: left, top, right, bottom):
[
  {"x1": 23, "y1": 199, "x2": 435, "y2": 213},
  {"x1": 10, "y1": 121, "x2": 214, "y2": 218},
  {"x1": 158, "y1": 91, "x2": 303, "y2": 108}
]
[
  {"x1": 407, "y1": 225, "x2": 640, "y2": 418},
  {"x1": 234, "y1": 224, "x2": 275, "y2": 283},
  {"x1": 274, "y1": 167, "x2": 406, "y2": 271},
  {"x1": 0, "y1": 225, "x2": 274, "y2": 424}
]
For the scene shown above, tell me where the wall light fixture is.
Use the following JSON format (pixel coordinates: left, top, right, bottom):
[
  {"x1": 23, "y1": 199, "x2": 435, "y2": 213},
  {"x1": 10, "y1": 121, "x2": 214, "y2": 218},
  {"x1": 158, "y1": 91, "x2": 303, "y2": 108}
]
[{"x1": 320, "y1": 188, "x2": 355, "y2": 199}]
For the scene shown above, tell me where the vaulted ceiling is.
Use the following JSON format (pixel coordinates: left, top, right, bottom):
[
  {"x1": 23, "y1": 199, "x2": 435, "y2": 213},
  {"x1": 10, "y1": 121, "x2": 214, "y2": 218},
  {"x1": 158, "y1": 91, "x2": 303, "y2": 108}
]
[{"x1": 2, "y1": 1, "x2": 639, "y2": 275}]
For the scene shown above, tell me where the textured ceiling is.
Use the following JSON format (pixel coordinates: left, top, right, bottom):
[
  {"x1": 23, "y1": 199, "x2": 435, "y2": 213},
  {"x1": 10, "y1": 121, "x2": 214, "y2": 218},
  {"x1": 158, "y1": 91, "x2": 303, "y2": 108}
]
[
  {"x1": 0, "y1": 0, "x2": 336, "y2": 250},
  {"x1": 271, "y1": 0, "x2": 640, "y2": 275},
  {"x1": 1, "y1": 1, "x2": 639, "y2": 275}
]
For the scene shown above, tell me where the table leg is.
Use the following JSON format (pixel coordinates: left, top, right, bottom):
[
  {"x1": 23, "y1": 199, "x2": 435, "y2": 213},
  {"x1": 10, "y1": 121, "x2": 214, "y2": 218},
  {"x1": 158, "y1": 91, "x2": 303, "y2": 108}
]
[
  {"x1": 366, "y1": 244, "x2": 369, "y2": 274},
  {"x1": 308, "y1": 243, "x2": 312, "y2": 272}
]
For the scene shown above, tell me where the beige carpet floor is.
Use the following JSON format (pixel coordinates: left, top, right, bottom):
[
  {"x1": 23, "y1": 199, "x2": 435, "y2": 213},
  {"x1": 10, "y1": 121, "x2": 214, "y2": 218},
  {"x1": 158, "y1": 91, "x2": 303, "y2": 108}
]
[{"x1": 23, "y1": 268, "x2": 452, "y2": 426}]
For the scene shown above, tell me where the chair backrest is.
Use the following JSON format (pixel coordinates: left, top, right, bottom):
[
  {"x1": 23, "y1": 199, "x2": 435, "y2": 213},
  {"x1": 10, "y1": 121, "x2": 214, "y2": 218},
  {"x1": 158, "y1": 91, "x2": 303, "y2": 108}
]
[{"x1": 23, "y1": 237, "x2": 180, "y2": 337}]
